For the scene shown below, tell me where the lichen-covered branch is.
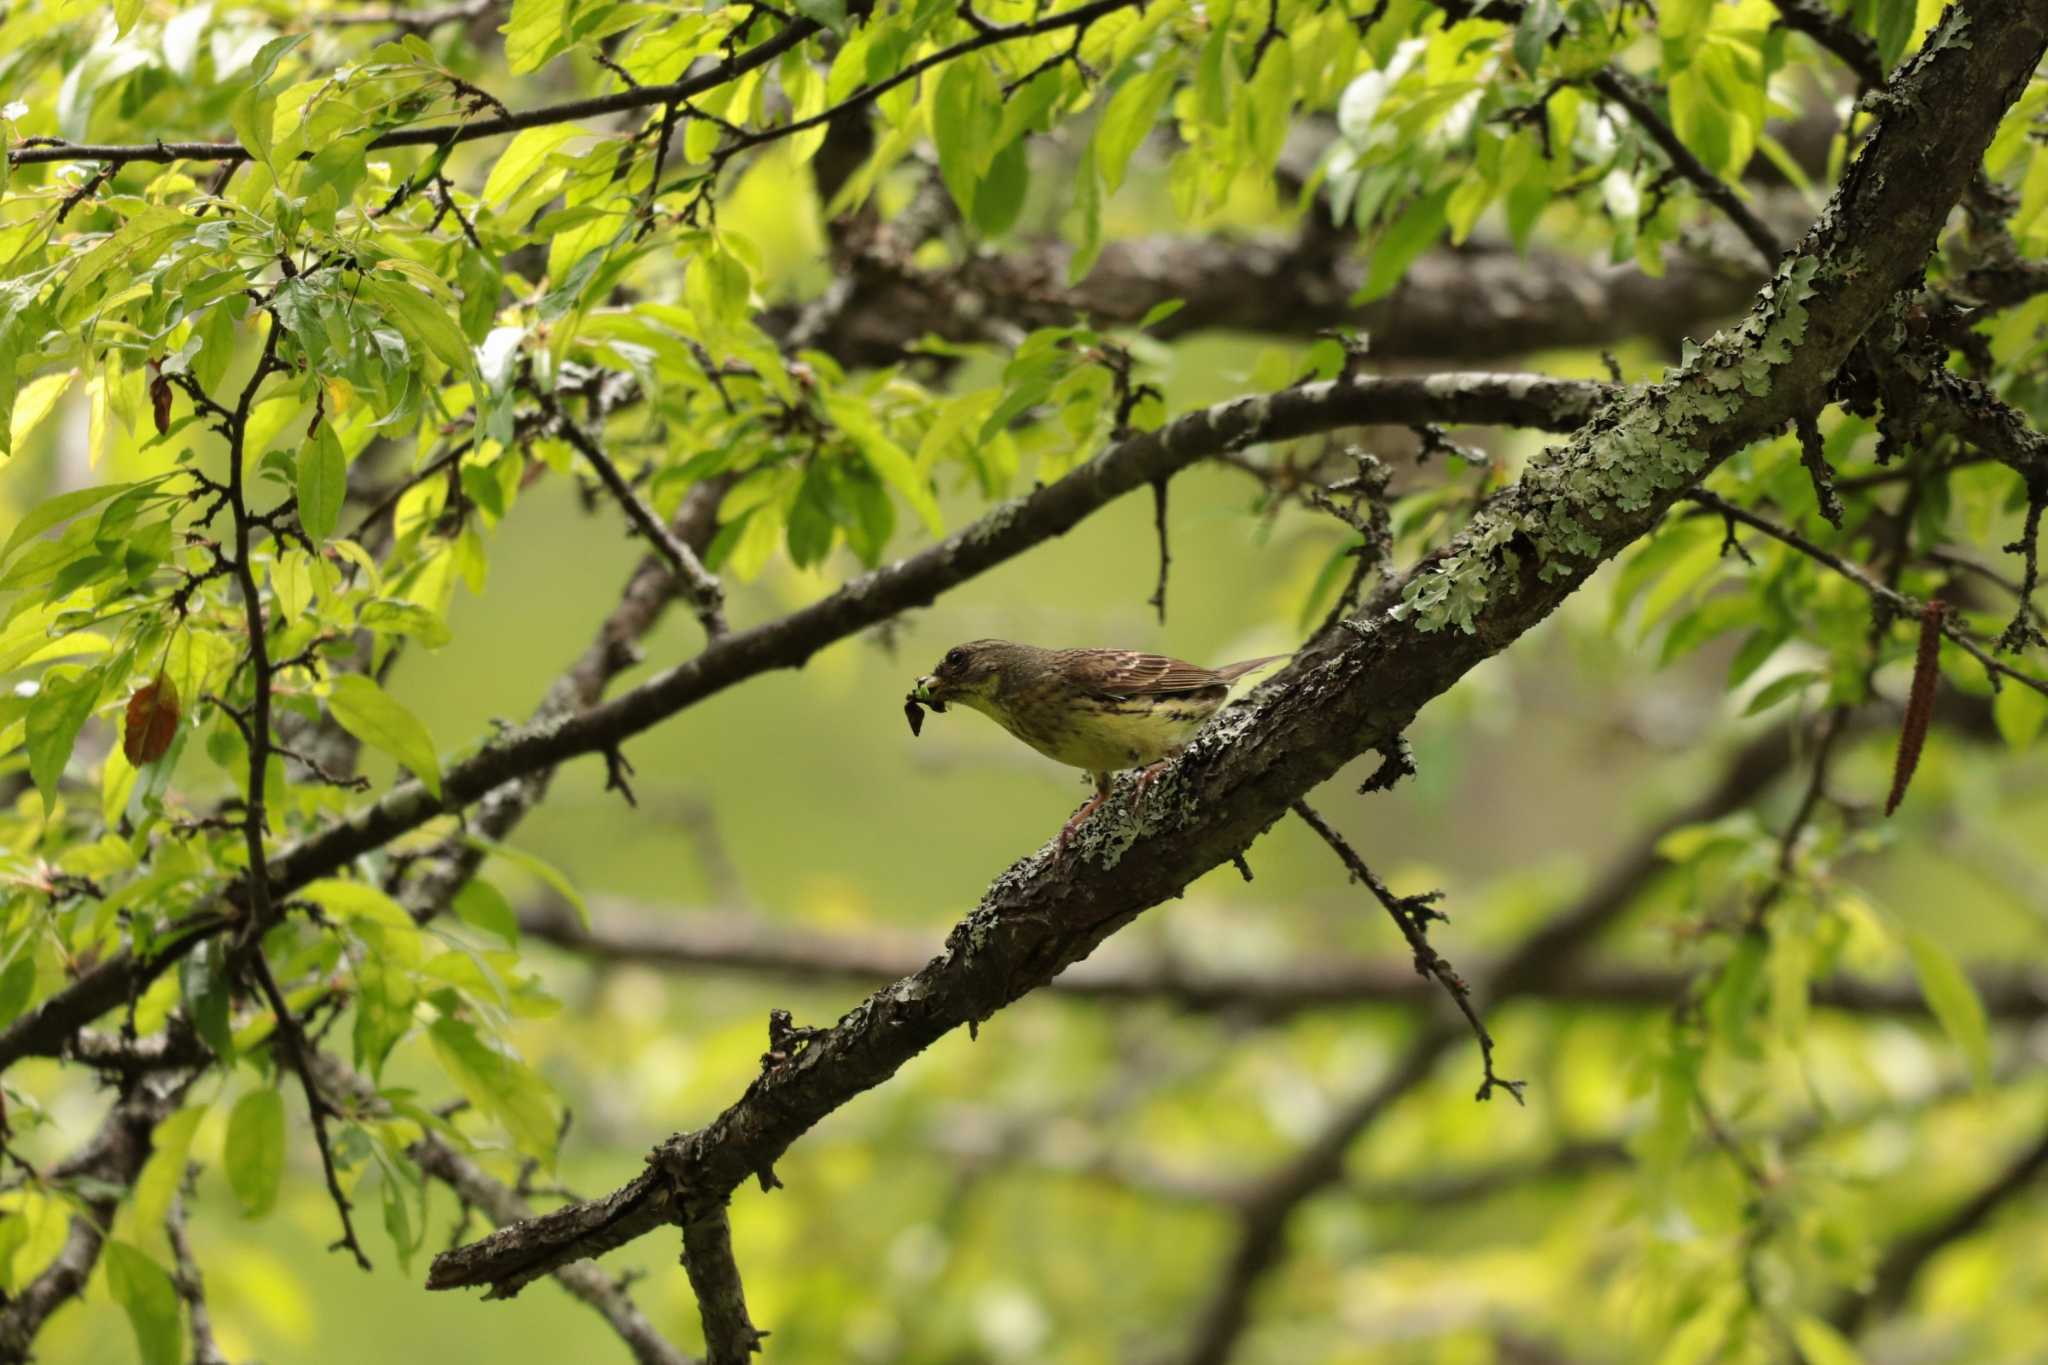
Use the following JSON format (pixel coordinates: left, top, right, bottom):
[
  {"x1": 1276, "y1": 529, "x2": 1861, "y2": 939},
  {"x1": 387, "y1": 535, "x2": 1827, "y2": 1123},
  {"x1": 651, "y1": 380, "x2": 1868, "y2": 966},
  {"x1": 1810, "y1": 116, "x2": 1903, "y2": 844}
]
[
  {"x1": 420, "y1": 3, "x2": 2048, "y2": 1297},
  {"x1": 0, "y1": 371, "x2": 1607, "y2": 1076}
]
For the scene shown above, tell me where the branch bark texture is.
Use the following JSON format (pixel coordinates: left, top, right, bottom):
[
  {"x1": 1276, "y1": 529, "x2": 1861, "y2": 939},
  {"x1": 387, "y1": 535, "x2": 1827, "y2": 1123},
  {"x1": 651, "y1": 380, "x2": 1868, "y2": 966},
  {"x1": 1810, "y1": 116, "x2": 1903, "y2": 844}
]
[{"x1": 422, "y1": 0, "x2": 2048, "y2": 1299}]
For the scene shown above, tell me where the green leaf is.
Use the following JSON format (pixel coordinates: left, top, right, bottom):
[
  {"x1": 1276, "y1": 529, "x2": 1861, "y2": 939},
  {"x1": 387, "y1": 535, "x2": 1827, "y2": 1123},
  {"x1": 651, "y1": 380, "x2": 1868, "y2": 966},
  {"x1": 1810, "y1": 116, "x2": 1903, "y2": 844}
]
[
  {"x1": 297, "y1": 423, "x2": 346, "y2": 542},
  {"x1": 180, "y1": 942, "x2": 236, "y2": 1060},
  {"x1": 226, "y1": 1088, "x2": 287, "y2": 1217},
  {"x1": 1993, "y1": 681, "x2": 2047, "y2": 748},
  {"x1": 1137, "y1": 299, "x2": 1185, "y2": 331},
  {"x1": 104, "y1": 1242, "x2": 181, "y2": 1365},
  {"x1": 27, "y1": 666, "x2": 100, "y2": 808},
  {"x1": 326, "y1": 674, "x2": 443, "y2": 798},
  {"x1": 452, "y1": 878, "x2": 519, "y2": 946},
  {"x1": 1872, "y1": 0, "x2": 1915, "y2": 68},
  {"x1": 0, "y1": 955, "x2": 36, "y2": 1028},
  {"x1": 1096, "y1": 62, "x2": 1178, "y2": 195},
  {"x1": 243, "y1": 31, "x2": 308, "y2": 86},
  {"x1": 1358, "y1": 186, "x2": 1451, "y2": 303},
  {"x1": 1, "y1": 482, "x2": 136, "y2": 568},
  {"x1": 1791, "y1": 1315, "x2": 1868, "y2": 1365},
  {"x1": 428, "y1": 1017, "x2": 561, "y2": 1162},
  {"x1": 931, "y1": 59, "x2": 1001, "y2": 220},
  {"x1": 972, "y1": 138, "x2": 1029, "y2": 238},
  {"x1": 470, "y1": 834, "x2": 586, "y2": 930},
  {"x1": 131, "y1": 1106, "x2": 206, "y2": 1250},
  {"x1": 302, "y1": 877, "x2": 418, "y2": 929},
  {"x1": 1742, "y1": 668, "x2": 1821, "y2": 716},
  {"x1": 483, "y1": 125, "x2": 581, "y2": 206},
  {"x1": 827, "y1": 395, "x2": 942, "y2": 535},
  {"x1": 365, "y1": 277, "x2": 477, "y2": 378},
  {"x1": 1904, "y1": 928, "x2": 1992, "y2": 1088},
  {"x1": 8, "y1": 370, "x2": 75, "y2": 452},
  {"x1": 1513, "y1": 0, "x2": 1564, "y2": 75},
  {"x1": 504, "y1": 0, "x2": 571, "y2": 73}
]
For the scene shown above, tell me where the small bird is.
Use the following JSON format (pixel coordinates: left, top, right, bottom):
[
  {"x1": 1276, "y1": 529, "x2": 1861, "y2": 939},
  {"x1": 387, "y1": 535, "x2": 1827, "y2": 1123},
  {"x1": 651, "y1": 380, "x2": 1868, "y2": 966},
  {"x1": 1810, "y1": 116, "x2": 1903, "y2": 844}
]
[{"x1": 906, "y1": 640, "x2": 1286, "y2": 853}]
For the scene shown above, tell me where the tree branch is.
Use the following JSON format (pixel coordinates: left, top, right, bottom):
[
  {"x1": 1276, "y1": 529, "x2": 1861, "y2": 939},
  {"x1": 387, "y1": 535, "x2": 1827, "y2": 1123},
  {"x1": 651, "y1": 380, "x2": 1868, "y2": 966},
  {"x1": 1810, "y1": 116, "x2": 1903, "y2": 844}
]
[
  {"x1": 1830, "y1": 1120, "x2": 2048, "y2": 1334},
  {"x1": 535, "y1": 387, "x2": 727, "y2": 640},
  {"x1": 514, "y1": 898, "x2": 2048, "y2": 1022},
  {"x1": 0, "y1": 370, "x2": 1612, "y2": 1076},
  {"x1": 285, "y1": 1051, "x2": 696, "y2": 1365},
  {"x1": 399, "y1": 4, "x2": 2048, "y2": 1293},
  {"x1": 0, "y1": 1076, "x2": 195, "y2": 1357}
]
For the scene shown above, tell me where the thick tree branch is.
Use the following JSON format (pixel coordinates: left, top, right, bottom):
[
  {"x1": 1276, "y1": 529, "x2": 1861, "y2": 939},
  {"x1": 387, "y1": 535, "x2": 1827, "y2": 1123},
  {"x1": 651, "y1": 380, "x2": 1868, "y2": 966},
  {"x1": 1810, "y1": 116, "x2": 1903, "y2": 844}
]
[
  {"x1": 1770, "y1": 0, "x2": 1886, "y2": 87},
  {"x1": 0, "y1": 371, "x2": 1608, "y2": 1075},
  {"x1": 788, "y1": 230, "x2": 1768, "y2": 368},
  {"x1": 678, "y1": 1207, "x2": 764, "y2": 1365},
  {"x1": 1830, "y1": 1120, "x2": 2048, "y2": 1334},
  {"x1": 516, "y1": 899, "x2": 2048, "y2": 1022},
  {"x1": 413, "y1": 2, "x2": 2048, "y2": 1295},
  {"x1": 0, "y1": 1076, "x2": 194, "y2": 1357}
]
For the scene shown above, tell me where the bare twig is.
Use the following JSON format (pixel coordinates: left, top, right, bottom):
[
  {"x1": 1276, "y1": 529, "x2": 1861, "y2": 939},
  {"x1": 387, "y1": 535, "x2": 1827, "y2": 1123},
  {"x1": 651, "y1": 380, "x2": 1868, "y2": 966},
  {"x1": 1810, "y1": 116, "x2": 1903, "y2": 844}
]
[
  {"x1": 534, "y1": 386, "x2": 727, "y2": 638},
  {"x1": 1291, "y1": 800, "x2": 1523, "y2": 1103}
]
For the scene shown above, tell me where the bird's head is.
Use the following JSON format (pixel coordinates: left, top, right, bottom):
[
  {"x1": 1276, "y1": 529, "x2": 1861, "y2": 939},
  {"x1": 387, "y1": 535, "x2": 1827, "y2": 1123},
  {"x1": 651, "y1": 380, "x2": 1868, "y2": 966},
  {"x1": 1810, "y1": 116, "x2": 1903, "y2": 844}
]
[{"x1": 911, "y1": 639, "x2": 1027, "y2": 714}]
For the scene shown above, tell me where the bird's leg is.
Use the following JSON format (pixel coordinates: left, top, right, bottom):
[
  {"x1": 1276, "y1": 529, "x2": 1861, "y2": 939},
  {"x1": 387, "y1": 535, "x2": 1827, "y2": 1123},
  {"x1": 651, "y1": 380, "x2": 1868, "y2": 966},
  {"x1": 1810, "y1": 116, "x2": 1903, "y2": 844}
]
[{"x1": 1056, "y1": 773, "x2": 1113, "y2": 858}]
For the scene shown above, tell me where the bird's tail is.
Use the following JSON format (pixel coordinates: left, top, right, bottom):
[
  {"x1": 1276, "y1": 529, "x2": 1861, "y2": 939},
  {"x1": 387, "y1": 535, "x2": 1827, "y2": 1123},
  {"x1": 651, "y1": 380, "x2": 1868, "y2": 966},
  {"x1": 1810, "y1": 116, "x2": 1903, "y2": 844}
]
[{"x1": 1214, "y1": 653, "x2": 1291, "y2": 683}]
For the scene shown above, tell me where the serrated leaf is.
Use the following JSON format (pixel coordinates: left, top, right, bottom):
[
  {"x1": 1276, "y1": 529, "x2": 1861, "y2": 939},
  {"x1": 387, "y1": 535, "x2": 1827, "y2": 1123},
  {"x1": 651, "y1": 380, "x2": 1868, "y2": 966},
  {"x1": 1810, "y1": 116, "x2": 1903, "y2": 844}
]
[
  {"x1": 326, "y1": 674, "x2": 443, "y2": 798},
  {"x1": 226, "y1": 1088, "x2": 286, "y2": 1217},
  {"x1": 1904, "y1": 928, "x2": 1992, "y2": 1088}
]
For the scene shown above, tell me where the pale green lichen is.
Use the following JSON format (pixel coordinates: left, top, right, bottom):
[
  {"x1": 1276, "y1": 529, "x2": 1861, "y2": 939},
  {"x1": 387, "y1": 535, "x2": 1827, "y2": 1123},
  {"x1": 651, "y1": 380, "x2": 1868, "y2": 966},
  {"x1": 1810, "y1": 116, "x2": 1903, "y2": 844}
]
[{"x1": 1397, "y1": 255, "x2": 1821, "y2": 634}]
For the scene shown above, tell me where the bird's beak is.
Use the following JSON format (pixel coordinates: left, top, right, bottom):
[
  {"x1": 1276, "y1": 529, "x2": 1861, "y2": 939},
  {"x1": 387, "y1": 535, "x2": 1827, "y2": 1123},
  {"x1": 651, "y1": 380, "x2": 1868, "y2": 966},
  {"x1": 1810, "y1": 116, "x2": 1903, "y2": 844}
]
[{"x1": 911, "y1": 675, "x2": 948, "y2": 710}]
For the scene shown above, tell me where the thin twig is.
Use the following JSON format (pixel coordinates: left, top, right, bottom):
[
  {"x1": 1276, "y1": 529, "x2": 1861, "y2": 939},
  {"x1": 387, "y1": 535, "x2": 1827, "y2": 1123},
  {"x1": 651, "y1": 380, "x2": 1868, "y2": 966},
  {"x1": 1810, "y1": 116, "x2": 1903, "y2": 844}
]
[
  {"x1": 534, "y1": 387, "x2": 727, "y2": 638},
  {"x1": 1291, "y1": 800, "x2": 1524, "y2": 1104}
]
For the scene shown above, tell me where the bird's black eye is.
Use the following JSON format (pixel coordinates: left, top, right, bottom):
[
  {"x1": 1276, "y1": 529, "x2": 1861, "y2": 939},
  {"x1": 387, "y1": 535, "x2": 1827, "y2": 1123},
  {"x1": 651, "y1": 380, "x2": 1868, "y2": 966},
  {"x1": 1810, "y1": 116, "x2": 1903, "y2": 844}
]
[{"x1": 943, "y1": 647, "x2": 969, "y2": 672}]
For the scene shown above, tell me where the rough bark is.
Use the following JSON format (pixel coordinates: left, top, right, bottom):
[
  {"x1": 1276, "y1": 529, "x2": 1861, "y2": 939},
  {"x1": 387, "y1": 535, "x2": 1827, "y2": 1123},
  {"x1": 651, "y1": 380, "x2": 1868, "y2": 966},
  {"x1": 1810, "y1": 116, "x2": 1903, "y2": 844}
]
[{"x1": 423, "y1": 0, "x2": 2048, "y2": 1297}]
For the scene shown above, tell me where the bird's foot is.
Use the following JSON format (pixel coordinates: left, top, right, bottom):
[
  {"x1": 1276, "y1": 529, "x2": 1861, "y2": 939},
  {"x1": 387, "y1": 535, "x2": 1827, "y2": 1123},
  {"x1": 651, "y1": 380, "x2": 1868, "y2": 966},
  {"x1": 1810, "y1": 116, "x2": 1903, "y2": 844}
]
[
  {"x1": 1127, "y1": 759, "x2": 1171, "y2": 811},
  {"x1": 1055, "y1": 790, "x2": 1109, "y2": 860}
]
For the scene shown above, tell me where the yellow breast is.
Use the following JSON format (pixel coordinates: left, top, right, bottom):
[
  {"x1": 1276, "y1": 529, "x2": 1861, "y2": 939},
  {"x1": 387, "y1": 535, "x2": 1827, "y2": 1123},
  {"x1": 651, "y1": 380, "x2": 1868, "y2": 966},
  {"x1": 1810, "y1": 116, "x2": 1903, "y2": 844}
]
[{"x1": 979, "y1": 694, "x2": 1221, "y2": 777}]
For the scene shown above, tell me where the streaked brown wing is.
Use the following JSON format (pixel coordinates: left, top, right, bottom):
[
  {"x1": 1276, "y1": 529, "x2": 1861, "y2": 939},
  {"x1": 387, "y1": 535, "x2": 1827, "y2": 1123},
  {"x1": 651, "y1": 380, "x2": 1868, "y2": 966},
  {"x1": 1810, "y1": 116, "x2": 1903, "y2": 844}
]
[{"x1": 1051, "y1": 648, "x2": 1226, "y2": 699}]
